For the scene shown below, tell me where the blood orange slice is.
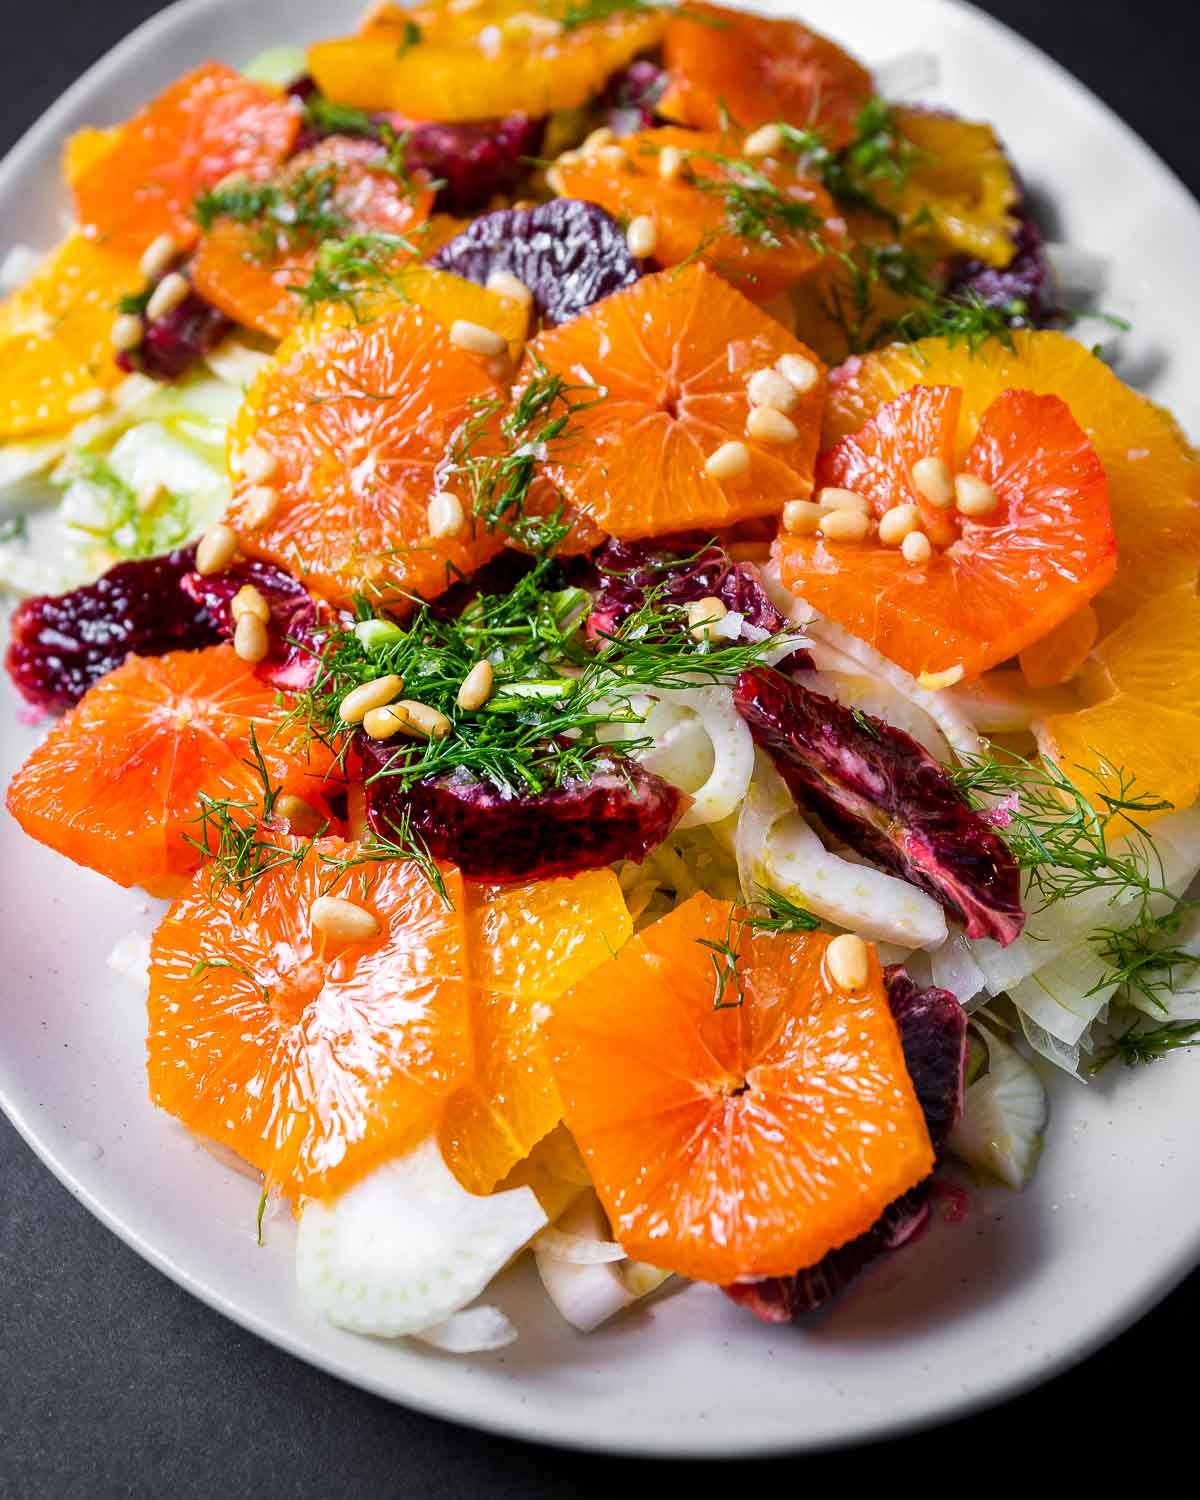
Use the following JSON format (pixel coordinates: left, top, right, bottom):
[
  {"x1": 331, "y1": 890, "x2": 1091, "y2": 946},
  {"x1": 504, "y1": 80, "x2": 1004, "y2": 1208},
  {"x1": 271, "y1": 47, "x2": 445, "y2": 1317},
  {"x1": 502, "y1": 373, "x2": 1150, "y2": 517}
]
[
  {"x1": 658, "y1": 4, "x2": 873, "y2": 146},
  {"x1": 73, "y1": 63, "x2": 299, "y2": 258},
  {"x1": 4, "y1": 645, "x2": 332, "y2": 895},
  {"x1": 524, "y1": 263, "x2": 826, "y2": 539},
  {"x1": 148, "y1": 842, "x2": 469, "y2": 1200},
  {"x1": 778, "y1": 384, "x2": 1116, "y2": 681},
  {"x1": 546, "y1": 893, "x2": 933, "y2": 1283}
]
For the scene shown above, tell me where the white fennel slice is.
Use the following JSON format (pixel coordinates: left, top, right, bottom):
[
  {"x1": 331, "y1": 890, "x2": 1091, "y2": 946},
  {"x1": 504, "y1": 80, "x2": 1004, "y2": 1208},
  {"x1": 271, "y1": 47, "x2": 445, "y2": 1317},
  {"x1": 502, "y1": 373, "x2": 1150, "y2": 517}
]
[
  {"x1": 635, "y1": 685, "x2": 755, "y2": 829},
  {"x1": 948, "y1": 1026, "x2": 1048, "y2": 1189},
  {"x1": 534, "y1": 1192, "x2": 670, "y2": 1333},
  {"x1": 295, "y1": 1135, "x2": 547, "y2": 1340},
  {"x1": 945, "y1": 668, "x2": 1078, "y2": 735},
  {"x1": 930, "y1": 932, "x2": 987, "y2": 1008},
  {"x1": 793, "y1": 668, "x2": 951, "y2": 760},
  {"x1": 410, "y1": 1306, "x2": 518, "y2": 1354}
]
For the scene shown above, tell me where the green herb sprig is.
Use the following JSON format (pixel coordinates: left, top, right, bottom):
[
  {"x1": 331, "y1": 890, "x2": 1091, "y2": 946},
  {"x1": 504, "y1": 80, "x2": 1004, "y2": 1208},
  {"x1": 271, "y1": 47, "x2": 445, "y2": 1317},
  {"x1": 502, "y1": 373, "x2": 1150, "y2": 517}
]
[{"x1": 1090, "y1": 1018, "x2": 1200, "y2": 1071}]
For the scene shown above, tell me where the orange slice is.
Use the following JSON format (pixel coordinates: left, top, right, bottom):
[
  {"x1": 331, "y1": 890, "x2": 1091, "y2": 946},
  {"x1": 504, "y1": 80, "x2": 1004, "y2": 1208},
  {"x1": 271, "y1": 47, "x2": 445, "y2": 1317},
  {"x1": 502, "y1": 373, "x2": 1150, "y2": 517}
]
[
  {"x1": 658, "y1": 3, "x2": 873, "y2": 146},
  {"x1": 73, "y1": 63, "x2": 299, "y2": 258},
  {"x1": 439, "y1": 870, "x2": 632, "y2": 1194},
  {"x1": 148, "y1": 841, "x2": 469, "y2": 1200},
  {"x1": 553, "y1": 126, "x2": 844, "y2": 304},
  {"x1": 523, "y1": 263, "x2": 826, "y2": 539},
  {"x1": 225, "y1": 298, "x2": 510, "y2": 609},
  {"x1": 62, "y1": 125, "x2": 123, "y2": 187},
  {"x1": 825, "y1": 331, "x2": 1200, "y2": 632},
  {"x1": 546, "y1": 893, "x2": 933, "y2": 1283},
  {"x1": 4, "y1": 645, "x2": 333, "y2": 895}
]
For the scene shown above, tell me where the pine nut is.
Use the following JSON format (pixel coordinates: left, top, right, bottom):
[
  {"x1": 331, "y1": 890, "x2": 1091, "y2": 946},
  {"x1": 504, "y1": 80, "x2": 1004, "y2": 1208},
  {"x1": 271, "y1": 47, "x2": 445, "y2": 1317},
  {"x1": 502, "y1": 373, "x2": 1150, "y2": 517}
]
[
  {"x1": 134, "y1": 480, "x2": 164, "y2": 514},
  {"x1": 878, "y1": 503, "x2": 921, "y2": 546},
  {"x1": 450, "y1": 319, "x2": 507, "y2": 357},
  {"x1": 338, "y1": 673, "x2": 403, "y2": 724},
  {"x1": 456, "y1": 659, "x2": 494, "y2": 711},
  {"x1": 145, "y1": 271, "x2": 190, "y2": 322},
  {"x1": 545, "y1": 167, "x2": 565, "y2": 195},
  {"x1": 231, "y1": 583, "x2": 270, "y2": 623},
  {"x1": 139, "y1": 232, "x2": 178, "y2": 282},
  {"x1": 427, "y1": 490, "x2": 465, "y2": 540},
  {"x1": 826, "y1": 933, "x2": 869, "y2": 992},
  {"x1": 240, "y1": 484, "x2": 279, "y2": 531},
  {"x1": 362, "y1": 704, "x2": 411, "y2": 741},
  {"x1": 390, "y1": 699, "x2": 453, "y2": 739},
  {"x1": 658, "y1": 145, "x2": 685, "y2": 181},
  {"x1": 626, "y1": 215, "x2": 658, "y2": 259},
  {"x1": 273, "y1": 793, "x2": 325, "y2": 837},
  {"x1": 704, "y1": 440, "x2": 750, "y2": 480},
  {"x1": 901, "y1": 529, "x2": 932, "y2": 564},
  {"x1": 782, "y1": 498, "x2": 823, "y2": 535},
  {"x1": 775, "y1": 353, "x2": 819, "y2": 394},
  {"x1": 310, "y1": 895, "x2": 379, "y2": 943},
  {"x1": 747, "y1": 368, "x2": 799, "y2": 412},
  {"x1": 818, "y1": 507, "x2": 871, "y2": 542},
  {"x1": 598, "y1": 144, "x2": 628, "y2": 169},
  {"x1": 686, "y1": 596, "x2": 729, "y2": 641},
  {"x1": 816, "y1": 486, "x2": 870, "y2": 513},
  {"x1": 194, "y1": 524, "x2": 238, "y2": 576},
  {"x1": 747, "y1": 405, "x2": 799, "y2": 444},
  {"x1": 485, "y1": 269, "x2": 533, "y2": 308},
  {"x1": 917, "y1": 664, "x2": 964, "y2": 690},
  {"x1": 954, "y1": 472, "x2": 1000, "y2": 517},
  {"x1": 910, "y1": 455, "x2": 955, "y2": 509},
  {"x1": 744, "y1": 122, "x2": 784, "y2": 157},
  {"x1": 66, "y1": 388, "x2": 109, "y2": 416},
  {"x1": 233, "y1": 611, "x2": 269, "y2": 663},
  {"x1": 239, "y1": 441, "x2": 278, "y2": 483},
  {"x1": 581, "y1": 126, "x2": 615, "y2": 156},
  {"x1": 111, "y1": 313, "x2": 144, "y2": 352}
]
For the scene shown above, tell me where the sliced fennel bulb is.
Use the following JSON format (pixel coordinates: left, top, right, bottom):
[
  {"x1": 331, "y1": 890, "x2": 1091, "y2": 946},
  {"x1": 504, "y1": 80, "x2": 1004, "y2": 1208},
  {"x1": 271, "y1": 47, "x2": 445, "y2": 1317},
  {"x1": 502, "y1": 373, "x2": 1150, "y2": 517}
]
[
  {"x1": 948, "y1": 1027, "x2": 1048, "y2": 1189},
  {"x1": 634, "y1": 685, "x2": 756, "y2": 829},
  {"x1": 534, "y1": 1192, "x2": 670, "y2": 1333}
]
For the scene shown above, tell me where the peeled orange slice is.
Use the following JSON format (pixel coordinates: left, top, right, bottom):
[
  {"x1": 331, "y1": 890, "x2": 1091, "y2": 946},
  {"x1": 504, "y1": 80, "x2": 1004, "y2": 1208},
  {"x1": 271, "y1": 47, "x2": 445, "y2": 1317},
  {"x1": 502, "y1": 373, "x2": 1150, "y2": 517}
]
[
  {"x1": 825, "y1": 331, "x2": 1200, "y2": 631},
  {"x1": 62, "y1": 125, "x2": 123, "y2": 188},
  {"x1": 547, "y1": 893, "x2": 933, "y2": 1283},
  {"x1": 524, "y1": 263, "x2": 826, "y2": 539},
  {"x1": 148, "y1": 840, "x2": 468, "y2": 1199},
  {"x1": 5, "y1": 645, "x2": 332, "y2": 894}
]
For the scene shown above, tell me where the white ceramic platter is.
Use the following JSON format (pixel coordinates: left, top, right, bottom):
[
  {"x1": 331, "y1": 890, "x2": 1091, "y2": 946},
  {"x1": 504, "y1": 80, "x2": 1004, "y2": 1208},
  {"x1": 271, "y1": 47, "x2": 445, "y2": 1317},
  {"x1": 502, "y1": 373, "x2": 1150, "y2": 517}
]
[{"x1": 2, "y1": 0, "x2": 1199, "y2": 1458}]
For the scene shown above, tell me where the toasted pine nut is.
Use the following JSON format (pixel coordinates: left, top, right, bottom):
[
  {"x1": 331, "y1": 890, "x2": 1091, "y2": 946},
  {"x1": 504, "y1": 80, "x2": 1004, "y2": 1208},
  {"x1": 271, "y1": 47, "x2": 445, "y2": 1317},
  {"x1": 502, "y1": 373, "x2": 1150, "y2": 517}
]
[
  {"x1": 910, "y1": 455, "x2": 955, "y2": 509},
  {"x1": 485, "y1": 269, "x2": 533, "y2": 308},
  {"x1": 818, "y1": 507, "x2": 871, "y2": 542},
  {"x1": 782, "y1": 498, "x2": 823, "y2": 535},
  {"x1": 954, "y1": 472, "x2": 1000, "y2": 517},
  {"x1": 901, "y1": 529, "x2": 932, "y2": 565},
  {"x1": 704, "y1": 440, "x2": 750, "y2": 480},
  {"x1": 310, "y1": 895, "x2": 379, "y2": 943},
  {"x1": 66, "y1": 388, "x2": 109, "y2": 416},
  {"x1": 775, "y1": 353, "x2": 819, "y2": 394},
  {"x1": 145, "y1": 271, "x2": 190, "y2": 322},
  {"x1": 626, "y1": 215, "x2": 658, "y2": 258},
  {"x1": 111, "y1": 313, "x2": 144, "y2": 352},
  {"x1": 747, "y1": 368, "x2": 799, "y2": 412},
  {"x1": 391, "y1": 699, "x2": 453, "y2": 740},
  {"x1": 581, "y1": 126, "x2": 615, "y2": 156},
  {"x1": 231, "y1": 583, "x2": 270, "y2": 623},
  {"x1": 878, "y1": 503, "x2": 922, "y2": 547},
  {"x1": 747, "y1": 405, "x2": 799, "y2": 444},
  {"x1": 233, "y1": 612, "x2": 269, "y2": 664},
  {"x1": 194, "y1": 524, "x2": 238, "y2": 576},
  {"x1": 362, "y1": 704, "x2": 412, "y2": 740},
  {"x1": 338, "y1": 673, "x2": 403, "y2": 724},
  {"x1": 427, "y1": 490, "x2": 465, "y2": 540},
  {"x1": 744, "y1": 122, "x2": 784, "y2": 157},
  {"x1": 826, "y1": 933, "x2": 869, "y2": 992},
  {"x1": 239, "y1": 441, "x2": 278, "y2": 484},
  {"x1": 139, "y1": 233, "x2": 178, "y2": 283},
  {"x1": 135, "y1": 480, "x2": 164, "y2": 514},
  {"x1": 816, "y1": 486, "x2": 870, "y2": 514},
  {"x1": 456, "y1": 659, "x2": 495, "y2": 711},
  {"x1": 274, "y1": 793, "x2": 325, "y2": 837},
  {"x1": 686, "y1": 596, "x2": 728, "y2": 641},
  {"x1": 450, "y1": 319, "x2": 507, "y2": 357},
  {"x1": 597, "y1": 144, "x2": 628, "y2": 169},
  {"x1": 658, "y1": 145, "x2": 685, "y2": 181},
  {"x1": 241, "y1": 484, "x2": 280, "y2": 530}
]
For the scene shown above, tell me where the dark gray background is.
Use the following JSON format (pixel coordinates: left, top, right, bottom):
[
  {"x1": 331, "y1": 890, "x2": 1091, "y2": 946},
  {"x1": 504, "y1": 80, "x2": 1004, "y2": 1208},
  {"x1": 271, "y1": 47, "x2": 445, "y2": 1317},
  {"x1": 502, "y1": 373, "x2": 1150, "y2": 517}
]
[{"x1": 1, "y1": 1, "x2": 1196, "y2": 1494}]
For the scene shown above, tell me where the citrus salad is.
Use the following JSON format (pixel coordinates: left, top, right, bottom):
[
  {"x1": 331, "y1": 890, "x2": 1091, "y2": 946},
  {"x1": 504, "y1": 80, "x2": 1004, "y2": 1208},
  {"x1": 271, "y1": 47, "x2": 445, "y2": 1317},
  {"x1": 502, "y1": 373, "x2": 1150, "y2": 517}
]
[{"x1": 4, "y1": 0, "x2": 1200, "y2": 1353}]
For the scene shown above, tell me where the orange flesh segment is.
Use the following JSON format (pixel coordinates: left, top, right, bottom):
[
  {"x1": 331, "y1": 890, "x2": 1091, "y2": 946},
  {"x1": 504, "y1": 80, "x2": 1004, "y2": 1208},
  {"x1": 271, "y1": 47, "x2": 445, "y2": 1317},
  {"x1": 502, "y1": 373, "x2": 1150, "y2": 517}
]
[
  {"x1": 547, "y1": 893, "x2": 933, "y2": 1284},
  {"x1": 4, "y1": 645, "x2": 333, "y2": 895},
  {"x1": 73, "y1": 63, "x2": 299, "y2": 258},
  {"x1": 524, "y1": 263, "x2": 826, "y2": 540},
  {"x1": 1019, "y1": 604, "x2": 1098, "y2": 689},
  {"x1": 225, "y1": 299, "x2": 507, "y2": 609},
  {"x1": 778, "y1": 384, "x2": 1116, "y2": 681},
  {"x1": 825, "y1": 331, "x2": 1200, "y2": 633},
  {"x1": 148, "y1": 842, "x2": 470, "y2": 1200},
  {"x1": 554, "y1": 127, "x2": 844, "y2": 304},
  {"x1": 659, "y1": 3, "x2": 873, "y2": 146},
  {"x1": 439, "y1": 870, "x2": 633, "y2": 1195}
]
